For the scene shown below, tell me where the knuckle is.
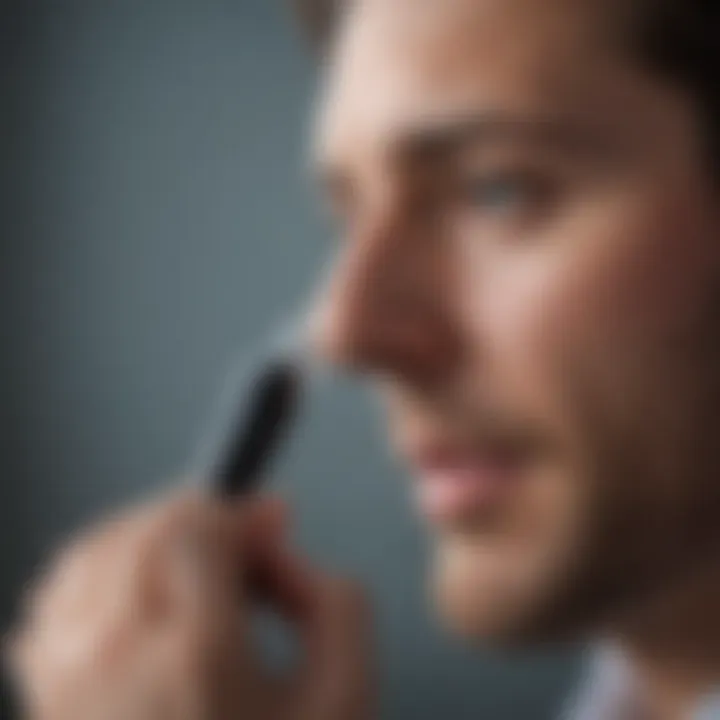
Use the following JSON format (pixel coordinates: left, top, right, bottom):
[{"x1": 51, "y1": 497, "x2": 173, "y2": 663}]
[
  {"x1": 121, "y1": 493, "x2": 222, "y2": 582},
  {"x1": 154, "y1": 493, "x2": 223, "y2": 546},
  {"x1": 145, "y1": 494, "x2": 199, "y2": 542}
]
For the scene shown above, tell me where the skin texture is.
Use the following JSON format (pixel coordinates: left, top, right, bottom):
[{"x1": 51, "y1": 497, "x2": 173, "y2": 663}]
[{"x1": 311, "y1": 0, "x2": 720, "y2": 647}]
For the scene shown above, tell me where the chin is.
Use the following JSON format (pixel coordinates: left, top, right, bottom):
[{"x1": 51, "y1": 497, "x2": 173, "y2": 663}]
[{"x1": 428, "y1": 532, "x2": 590, "y2": 649}]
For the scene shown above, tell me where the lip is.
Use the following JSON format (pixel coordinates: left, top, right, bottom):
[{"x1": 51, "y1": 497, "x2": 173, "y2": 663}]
[{"x1": 407, "y1": 441, "x2": 526, "y2": 524}]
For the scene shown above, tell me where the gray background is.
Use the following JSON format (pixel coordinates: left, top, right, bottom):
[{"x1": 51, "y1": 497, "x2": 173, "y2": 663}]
[{"x1": 0, "y1": 1, "x2": 579, "y2": 717}]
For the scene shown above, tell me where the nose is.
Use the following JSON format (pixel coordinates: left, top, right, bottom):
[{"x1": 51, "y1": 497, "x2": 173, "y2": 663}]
[{"x1": 309, "y1": 202, "x2": 462, "y2": 384}]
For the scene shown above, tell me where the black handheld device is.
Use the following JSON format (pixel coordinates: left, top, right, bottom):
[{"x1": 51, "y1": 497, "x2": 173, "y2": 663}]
[{"x1": 206, "y1": 356, "x2": 304, "y2": 497}]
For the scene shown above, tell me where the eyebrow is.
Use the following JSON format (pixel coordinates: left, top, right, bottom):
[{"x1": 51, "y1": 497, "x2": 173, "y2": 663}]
[
  {"x1": 315, "y1": 111, "x2": 620, "y2": 199},
  {"x1": 395, "y1": 111, "x2": 615, "y2": 162}
]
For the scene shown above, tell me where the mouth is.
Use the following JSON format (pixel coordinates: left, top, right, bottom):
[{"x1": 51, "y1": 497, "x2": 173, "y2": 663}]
[{"x1": 406, "y1": 435, "x2": 536, "y2": 526}]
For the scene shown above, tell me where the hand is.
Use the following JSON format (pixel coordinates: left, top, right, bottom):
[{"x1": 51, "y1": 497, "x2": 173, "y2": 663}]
[{"x1": 5, "y1": 492, "x2": 374, "y2": 720}]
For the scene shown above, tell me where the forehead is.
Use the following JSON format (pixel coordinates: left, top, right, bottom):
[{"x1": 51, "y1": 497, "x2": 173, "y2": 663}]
[{"x1": 314, "y1": 0, "x2": 619, "y2": 163}]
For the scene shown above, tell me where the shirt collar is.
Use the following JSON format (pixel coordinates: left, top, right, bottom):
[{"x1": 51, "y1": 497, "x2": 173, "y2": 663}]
[{"x1": 566, "y1": 644, "x2": 720, "y2": 720}]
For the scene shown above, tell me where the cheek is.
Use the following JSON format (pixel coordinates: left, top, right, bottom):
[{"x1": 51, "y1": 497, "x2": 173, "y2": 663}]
[
  {"x1": 459, "y1": 187, "x2": 718, "y2": 428},
  {"x1": 559, "y1": 195, "x2": 717, "y2": 357},
  {"x1": 459, "y1": 186, "x2": 720, "y2": 560}
]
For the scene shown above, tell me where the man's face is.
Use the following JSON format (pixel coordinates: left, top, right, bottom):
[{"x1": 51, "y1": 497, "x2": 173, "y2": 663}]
[{"x1": 311, "y1": 0, "x2": 720, "y2": 644}]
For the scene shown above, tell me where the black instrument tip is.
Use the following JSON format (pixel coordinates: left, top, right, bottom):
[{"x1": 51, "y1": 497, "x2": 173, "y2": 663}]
[{"x1": 210, "y1": 359, "x2": 303, "y2": 497}]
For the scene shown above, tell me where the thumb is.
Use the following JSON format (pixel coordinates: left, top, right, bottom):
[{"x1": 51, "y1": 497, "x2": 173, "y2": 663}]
[{"x1": 227, "y1": 495, "x2": 289, "y2": 551}]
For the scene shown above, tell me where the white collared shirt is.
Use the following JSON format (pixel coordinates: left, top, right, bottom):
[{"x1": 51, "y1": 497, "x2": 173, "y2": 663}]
[{"x1": 564, "y1": 645, "x2": 720, "y2": 720}]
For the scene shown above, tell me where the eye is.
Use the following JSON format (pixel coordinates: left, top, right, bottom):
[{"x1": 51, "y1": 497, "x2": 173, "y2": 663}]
[{"x1": 461, "y1": 171, "x2": 549, "y2": 216}]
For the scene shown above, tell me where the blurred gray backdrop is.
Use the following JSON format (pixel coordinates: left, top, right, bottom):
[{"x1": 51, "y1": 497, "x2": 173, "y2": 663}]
[{"x1": 0, "y1": 1, "x2": 580, "y2": 717}]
